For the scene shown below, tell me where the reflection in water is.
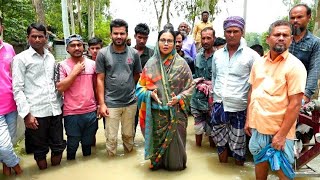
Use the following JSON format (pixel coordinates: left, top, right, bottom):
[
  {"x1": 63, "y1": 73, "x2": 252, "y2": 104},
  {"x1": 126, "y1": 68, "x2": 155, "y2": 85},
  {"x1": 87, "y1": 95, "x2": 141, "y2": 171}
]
[{"x1": 1, "y1": 117, "x2": 319, "y2": 180}]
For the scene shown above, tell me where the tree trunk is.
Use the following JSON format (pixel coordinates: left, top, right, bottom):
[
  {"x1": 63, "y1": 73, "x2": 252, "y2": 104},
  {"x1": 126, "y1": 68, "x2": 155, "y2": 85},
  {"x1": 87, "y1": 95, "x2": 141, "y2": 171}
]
[
  {"x1": 152, "y1": 0, "x2": 165, "y2": 32},
  {"x1": 190, "y1": 1, "x2": 197, "y2": 33},
  {"x1": 32, "y1": 0, "x2": 46, "y2": 24},
  {"x1": 76, "y1": 0, "x2": 82, "y2": 35},
  {"x1": 88, "y1": 0, "x2": 95, "y2": 38},
  {"x1": 166, "y1": 0, "x2": 173, "y2": 24},
  {"x1": 68, "y1": 0, "x2": 75, "y2": 34},
  {"x1": 314, "y1": 0, "x2": 320, "y2": 36}
]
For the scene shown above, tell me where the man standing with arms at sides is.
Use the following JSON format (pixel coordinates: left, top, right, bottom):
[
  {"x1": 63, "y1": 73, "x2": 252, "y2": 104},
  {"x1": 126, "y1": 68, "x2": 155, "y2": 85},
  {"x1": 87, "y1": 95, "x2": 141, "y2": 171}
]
[
  {"x1": 96, "y1": 19, "x2": 142, "y2": 156},
  {"x1": 57, "y1": 34, "x2": 98, "y2": 160},
  {"x1": 211, "y1": 16, "x2": 260, "y2": 166},
  {"x1": 88, "y1": 37, "x2": 103, "y2": 61},
  {"x1": 175, "y1": 31, "x2": 194, "y2": 73},
  {"x1": 193, "y1": 11, "x2": 213, "y2": 51},
  {"x1": 0, "y1": 14, "x2": 23, "y2": 176},
  {"x1": 87, "y1": 37, "x2": 103, "y2": 146},
  {"x1": 12, "y1": 23, "x2": 66, "y2": 170},
  {"x1": 289, "y1": 4, "x2": 320, "y2": 153},
  {"x1": 133, "y1": 23, "x2": 154, "y2": 70},
  {"x1": 245, "y1": 20, "x2": 307, "y2": 180},
  {"x1": 133, "y1": 23, "x2": 153, "y2": 137},
  {"x1": 191, "y1": 27, "x2": 216, "y2": 147}
]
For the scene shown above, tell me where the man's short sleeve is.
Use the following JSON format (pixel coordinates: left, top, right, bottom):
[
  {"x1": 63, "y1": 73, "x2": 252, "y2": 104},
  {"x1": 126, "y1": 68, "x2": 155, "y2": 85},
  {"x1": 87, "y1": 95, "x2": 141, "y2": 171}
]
[
  {"x1": 248, "y1": 59, "x2": 258, "y2": 85},
  {"x1": 96, "y1": 50, "x2": 106, "y2": 74},
  {"x1": 287, "y1": 60, "x2": 307, "y2": 96},
  {"x1": 133, "y1": 52, "x2": 142, "y2": 74},
  {"x1": 59, "y1": 62, "x2": 67, "y2": 81}
]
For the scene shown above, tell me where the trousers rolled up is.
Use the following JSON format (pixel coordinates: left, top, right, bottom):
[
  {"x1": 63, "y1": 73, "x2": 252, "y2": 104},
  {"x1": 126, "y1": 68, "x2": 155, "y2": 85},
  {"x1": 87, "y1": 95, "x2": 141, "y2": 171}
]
[
  {"x1": 64, "y1": 111, "x2": 98, "y2": 160},
  {"x1": 105, "y1": 103, "x2": 137, "y2": 156},
  {"x1": 0, "y1": 111, "x2": 20, "y2": 167}
]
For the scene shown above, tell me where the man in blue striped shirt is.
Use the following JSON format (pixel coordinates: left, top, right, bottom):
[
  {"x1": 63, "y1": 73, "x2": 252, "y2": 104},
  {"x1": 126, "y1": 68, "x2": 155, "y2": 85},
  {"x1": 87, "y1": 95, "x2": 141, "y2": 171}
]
[{"x1": 289, "y1": 3, "x2": 320, "y2": 153}]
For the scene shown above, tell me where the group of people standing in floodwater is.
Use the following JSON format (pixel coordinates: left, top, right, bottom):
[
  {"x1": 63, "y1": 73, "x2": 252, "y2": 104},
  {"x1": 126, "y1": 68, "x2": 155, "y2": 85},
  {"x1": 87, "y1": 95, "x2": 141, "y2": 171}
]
[{"x1": 1, "y1": 3, "x2": 319, "y2": 180}]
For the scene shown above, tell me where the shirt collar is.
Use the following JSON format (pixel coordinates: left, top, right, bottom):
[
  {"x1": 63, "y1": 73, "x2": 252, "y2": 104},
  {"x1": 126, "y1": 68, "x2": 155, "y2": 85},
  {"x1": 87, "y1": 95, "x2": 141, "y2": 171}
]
[
  {"x1": 201, "y1": 21, "x2": 210, "y2": 24},
  {"x1": 223, "y1": 41, "x2": 245, "y2": 53},
  {"x1": 302, "y1": 30, "x2": 312, "y2": 40},
  {"x1": 200, "y1": 49, "x2": 214, "y2": 59},
  {"x1": 28, "y1": 46, "x2": 49, "y2": 58},
  {"x1": 111, "y1": 43, "x2": 127, "y2": 54},
  {"x1": 141, "y1": 46, "x2": 150, "y2": 56},
  {"x1": 264, "y1": 50, "x2": 289, "y2": 63}
]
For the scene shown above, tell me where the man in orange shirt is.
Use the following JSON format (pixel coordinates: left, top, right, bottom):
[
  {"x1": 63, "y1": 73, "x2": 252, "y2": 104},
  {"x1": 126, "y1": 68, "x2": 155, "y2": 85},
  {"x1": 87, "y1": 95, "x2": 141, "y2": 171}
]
[
  {"x1": 193, "y1": 11, "x2": 213, "y2": 51},
  {"x1": 245, "y1": 20, "x2": 307, "y2": 180}
]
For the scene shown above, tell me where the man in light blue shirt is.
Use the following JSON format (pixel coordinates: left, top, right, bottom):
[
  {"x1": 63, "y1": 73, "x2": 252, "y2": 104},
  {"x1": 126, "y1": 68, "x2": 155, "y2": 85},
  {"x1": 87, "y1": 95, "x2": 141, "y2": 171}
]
[{"x1": 211, "y1": 16, "x2": 260, "y2": 166}]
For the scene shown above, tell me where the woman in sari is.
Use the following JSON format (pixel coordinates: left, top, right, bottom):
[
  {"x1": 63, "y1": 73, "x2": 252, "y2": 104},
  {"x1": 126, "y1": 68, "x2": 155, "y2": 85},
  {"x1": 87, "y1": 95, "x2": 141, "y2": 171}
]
[{"x1": 136, "y1": 29, "x2": 193, "y2": 171}]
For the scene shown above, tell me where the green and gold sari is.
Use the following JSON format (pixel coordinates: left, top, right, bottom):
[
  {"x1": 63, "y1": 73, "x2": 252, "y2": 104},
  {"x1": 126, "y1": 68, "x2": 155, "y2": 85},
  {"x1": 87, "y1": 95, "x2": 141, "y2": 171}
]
[{"x1": 136, "y1": 44, "x2": 194, "y2": 170}]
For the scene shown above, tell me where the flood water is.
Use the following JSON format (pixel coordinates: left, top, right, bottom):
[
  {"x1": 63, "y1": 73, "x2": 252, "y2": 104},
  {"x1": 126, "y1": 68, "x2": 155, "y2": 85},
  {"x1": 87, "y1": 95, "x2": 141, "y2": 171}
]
[{"x1": 1, "y1": 117, "x2": 319, "y2": 180}]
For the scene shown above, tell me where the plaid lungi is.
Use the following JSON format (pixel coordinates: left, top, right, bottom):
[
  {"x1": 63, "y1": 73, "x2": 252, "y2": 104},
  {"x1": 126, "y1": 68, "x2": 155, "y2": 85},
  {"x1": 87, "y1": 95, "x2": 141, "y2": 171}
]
[{"x1": 210, "y1": 102, "x2": 246, "y2": 161}]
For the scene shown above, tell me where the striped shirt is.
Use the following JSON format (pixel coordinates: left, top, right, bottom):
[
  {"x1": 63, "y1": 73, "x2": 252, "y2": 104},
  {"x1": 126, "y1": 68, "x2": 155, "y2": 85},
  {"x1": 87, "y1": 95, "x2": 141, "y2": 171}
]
[
  {"x1": 289, "y1": 31, "x2": 320, "y2": 98},
  {"x1": 12, "y1": 47, "x2": 62, "y2": 118}
]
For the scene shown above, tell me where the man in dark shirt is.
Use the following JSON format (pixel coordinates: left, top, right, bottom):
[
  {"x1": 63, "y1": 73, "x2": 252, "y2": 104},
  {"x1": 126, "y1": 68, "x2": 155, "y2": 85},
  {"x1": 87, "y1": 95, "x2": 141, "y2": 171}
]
[
  {"x1": 289, "y1": 3, "x2": 320, "y2": 103},
  {"x1": 191, "y1": 27, "x2": 215, "y2": 147},
  {"x1": 175, "y1": 31, "x2": 194, "y2": 73},
  {"x1": 133, "y1": 23, "x2": 154, "y2": 137},
  {"x1": 134, "y1": 23, "x2": 154, "y2": 68},
  {"x1": 96, "y1": 19, "x2": 142, "y2": 156},
  {"x1": 289, "y1": 4, "x2": 320, "y2": 153}
]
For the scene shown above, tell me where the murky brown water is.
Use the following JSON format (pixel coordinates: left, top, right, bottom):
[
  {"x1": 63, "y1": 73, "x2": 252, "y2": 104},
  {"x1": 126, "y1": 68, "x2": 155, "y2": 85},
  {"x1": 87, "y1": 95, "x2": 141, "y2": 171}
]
[{"x1": 1, "y1": 117, "x2": 319, "y2": 180}]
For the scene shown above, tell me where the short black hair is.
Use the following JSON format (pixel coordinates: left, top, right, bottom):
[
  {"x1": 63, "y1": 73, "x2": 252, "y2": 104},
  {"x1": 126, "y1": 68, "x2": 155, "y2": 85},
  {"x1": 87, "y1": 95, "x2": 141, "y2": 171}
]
[
  {"x1": 110, "y1": 19, "x2": 128, "y2": 33},
  {"x1": 88, "y1": 37, "x2": 103, "y2": 47},
  {"x1": 134, "y1": 23, "x2": 150, "y2": 35},
  {"x1": 290, "y1": 3, "x2": 311, "y2": 16},
  {"x1": 250, "y1": 44, "x2": 264, "y2": 56},
  {"x1": 27, "y1": 23, "x2": 47, "y2": 36},
  {"x1": 174, "y1": 31, "x2": 185, "y2": 41},
  {"x1": 213, "y1": 37, "x2": 226, "y2": 46},
  {"x1": 202, "y1": 11, "x2": 209, "y2": 16},
  {"x1": 201, "y1": 27, "x2": 215, "y2": 37}
]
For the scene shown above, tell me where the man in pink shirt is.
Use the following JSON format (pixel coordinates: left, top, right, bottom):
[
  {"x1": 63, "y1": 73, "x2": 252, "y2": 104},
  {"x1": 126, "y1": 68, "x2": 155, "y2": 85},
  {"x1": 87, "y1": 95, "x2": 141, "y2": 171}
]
[
  {"x1": 57, "y1": 34, "x2": 98, "y2": 160},
  {"x1": 0, "y1": 16, "x2": 23, "y2": 176}
]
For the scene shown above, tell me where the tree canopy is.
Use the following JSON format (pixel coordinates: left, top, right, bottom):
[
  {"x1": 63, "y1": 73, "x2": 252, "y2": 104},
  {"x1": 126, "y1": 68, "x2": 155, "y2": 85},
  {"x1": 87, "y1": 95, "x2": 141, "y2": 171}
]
[{"x1": 0, "y1": 0, "x2": 112, "y2": 45}]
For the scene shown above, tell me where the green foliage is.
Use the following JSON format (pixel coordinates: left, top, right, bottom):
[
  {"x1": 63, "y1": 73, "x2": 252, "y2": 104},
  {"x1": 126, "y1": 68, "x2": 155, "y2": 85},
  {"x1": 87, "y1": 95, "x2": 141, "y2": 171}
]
[
  {"x1": 44, "y1": 0, "x2": 111, "y2": 43},
  {"x1": 175, "y1": 0, "x2": 219, "y2": 25},
  {"x1": 44, "y1": 0, "x2": 63, "y2": 38},
  {"x1": 245, "y1": 32, "x2": 261, "y2": 47},
  {"x1": 260, "y1": 31, "x2": 269, "y2": 52},
  {"x1": 1, "y1": 0, "x2": 35, "y2": 44},
  {"x1": 94, "y1": 14, "x2": 111, "y2": 45}
]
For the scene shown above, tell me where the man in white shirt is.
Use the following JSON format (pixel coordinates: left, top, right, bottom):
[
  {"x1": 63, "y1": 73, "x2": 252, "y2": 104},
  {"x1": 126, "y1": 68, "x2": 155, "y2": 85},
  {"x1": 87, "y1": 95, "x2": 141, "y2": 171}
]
[{"x1": 12, "y1": 23, "x2": 66, "y2": 170}]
